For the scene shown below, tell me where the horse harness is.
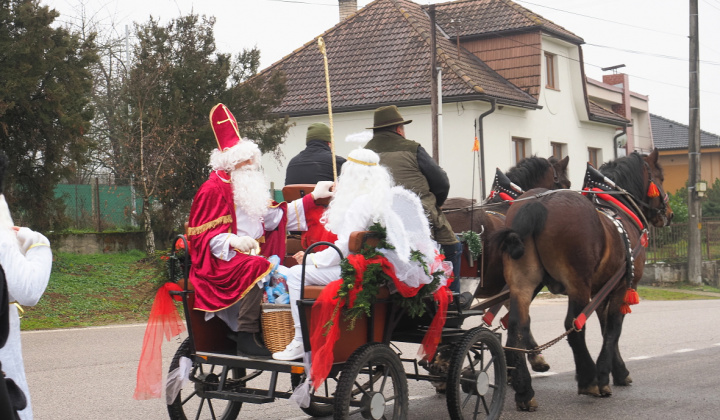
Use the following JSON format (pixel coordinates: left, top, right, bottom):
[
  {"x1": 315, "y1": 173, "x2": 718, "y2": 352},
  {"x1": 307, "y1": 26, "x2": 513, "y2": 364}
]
[{"x1": 504, "y1": 164, "x2": 654, "y2": 355}]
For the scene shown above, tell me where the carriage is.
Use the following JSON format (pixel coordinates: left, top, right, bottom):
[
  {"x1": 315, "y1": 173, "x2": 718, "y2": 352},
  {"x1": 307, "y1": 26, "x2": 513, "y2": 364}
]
[{"x1": 161, "y1": 188, "x2": 511, "y2": 420}]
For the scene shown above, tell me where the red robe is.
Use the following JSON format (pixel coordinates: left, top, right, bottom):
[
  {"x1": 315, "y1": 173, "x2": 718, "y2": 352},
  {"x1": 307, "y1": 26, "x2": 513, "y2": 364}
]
[{"x1": 188, "y1": 171, "x2": 287, "y2": 312}]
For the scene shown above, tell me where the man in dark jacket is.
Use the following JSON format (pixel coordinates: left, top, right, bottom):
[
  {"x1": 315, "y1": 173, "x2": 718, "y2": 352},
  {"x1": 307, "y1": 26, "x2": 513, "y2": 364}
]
[
  {"x1": 285, "y1": 123, "x2": 346, "y2": 185},
  {"x1": 364, "y1": 105, "x2": 465, "y2": 297}
]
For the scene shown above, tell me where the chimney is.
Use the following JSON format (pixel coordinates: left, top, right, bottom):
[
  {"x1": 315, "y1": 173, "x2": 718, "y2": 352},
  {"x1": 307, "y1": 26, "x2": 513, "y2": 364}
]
[
  {"x1": 603, "y1": 73, "x2": 635, "y2": 152},
  {"x1": 339, "y1": 0, "x2": 357, "y2": 21}
]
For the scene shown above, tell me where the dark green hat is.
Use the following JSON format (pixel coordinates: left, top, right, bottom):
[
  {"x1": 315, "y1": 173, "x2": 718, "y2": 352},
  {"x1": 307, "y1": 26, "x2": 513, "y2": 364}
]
[
  {"x1": 367, "y1": 105, "x2": 412, "y2": 129},
  {"x1": 306, "y1": 122, "x2": 331, "y2": 144}
]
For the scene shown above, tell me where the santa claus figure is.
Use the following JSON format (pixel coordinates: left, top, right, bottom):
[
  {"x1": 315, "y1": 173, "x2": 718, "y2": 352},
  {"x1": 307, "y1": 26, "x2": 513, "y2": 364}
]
[
  {"x1": 188, "y1": 104, "x2": 332, "y2": 358},
  {"x1": 0, "y1": 152, "x2": 52, "y2": 420}
]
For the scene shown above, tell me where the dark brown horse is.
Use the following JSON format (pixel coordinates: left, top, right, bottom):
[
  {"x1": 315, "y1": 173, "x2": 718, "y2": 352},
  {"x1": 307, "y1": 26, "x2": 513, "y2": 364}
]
[
  {"x1": 496, "y1": 149, "x2": 672, "y2": 411},
  {"x1": 443, "y1": 156, "x2": 569, "y2": 372},
  {"x1": 444, "y1": 155, "x2": 570, "y2": 296}
]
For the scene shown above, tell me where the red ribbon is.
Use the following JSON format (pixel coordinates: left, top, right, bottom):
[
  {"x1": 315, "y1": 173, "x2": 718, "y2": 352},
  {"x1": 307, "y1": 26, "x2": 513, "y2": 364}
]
[{"x1": 133, "y1": 282, "x2": 186, "y2": 400}]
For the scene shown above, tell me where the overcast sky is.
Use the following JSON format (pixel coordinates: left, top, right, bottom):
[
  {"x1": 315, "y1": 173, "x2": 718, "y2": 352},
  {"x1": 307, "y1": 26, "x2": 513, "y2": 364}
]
[{"x1": 46, "y1": 0, "x2": 720, "y2": 136}]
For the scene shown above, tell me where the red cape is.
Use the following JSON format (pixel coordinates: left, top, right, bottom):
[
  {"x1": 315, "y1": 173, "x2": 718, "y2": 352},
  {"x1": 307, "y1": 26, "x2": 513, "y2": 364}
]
[{"x1": 188, "y1": 171, "x2": 287, "y2": 312}]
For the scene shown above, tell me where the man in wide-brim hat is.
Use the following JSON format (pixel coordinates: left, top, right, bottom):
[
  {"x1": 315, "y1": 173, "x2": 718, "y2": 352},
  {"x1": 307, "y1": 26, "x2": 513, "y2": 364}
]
[{"x1": 364, "y1": 105, "x2": 464, "y2": 297}]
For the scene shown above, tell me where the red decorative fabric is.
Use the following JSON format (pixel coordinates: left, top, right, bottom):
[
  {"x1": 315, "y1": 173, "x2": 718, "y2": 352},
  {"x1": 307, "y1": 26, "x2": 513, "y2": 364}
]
[
  {"x1": 261, "y1": 201, "x2": 288, "y2": 259},
  {"x1": 309, "y1": 254, "x2": 449, "y2": 389},
  {"x1": 499, "y1": 192, "x2": 514, "y2": 202},
  {"x1": 301, "y1": 196, "x2": 337, "y2": 252},
  {"x1": 588, "y1": 187, "x2": 643, "y2": 228},
  {"x1": 647, "y1": 182, "x2": 660, "y2": 198},
  {"x1": 624, "y1": 288, "x2": 640, "y2": 305},
  {"x1": 133, "y1": 282, "x2": 185, "y2": 400},
  {"x1": 187, "y1": 172, "x2": 272, "y2": 311}
]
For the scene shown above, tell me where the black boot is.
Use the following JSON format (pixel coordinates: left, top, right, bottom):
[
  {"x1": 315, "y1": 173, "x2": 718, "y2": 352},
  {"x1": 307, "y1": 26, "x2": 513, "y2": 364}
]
[{"x1": 236, "y1": 331, "x2": 271, "y2": 358}]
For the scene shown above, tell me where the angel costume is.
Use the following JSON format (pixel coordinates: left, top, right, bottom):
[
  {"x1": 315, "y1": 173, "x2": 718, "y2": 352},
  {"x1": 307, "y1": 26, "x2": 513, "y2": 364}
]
[
  {"x1": 275, "y1": 149, "x2": 452, "y2": 361},
  {"x1": 0, "y1": 195, "x2": 52, "y2": 420}
]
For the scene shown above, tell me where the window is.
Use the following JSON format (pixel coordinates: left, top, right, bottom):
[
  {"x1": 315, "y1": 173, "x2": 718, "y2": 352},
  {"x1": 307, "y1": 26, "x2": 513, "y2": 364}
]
[
  {"x1": 545, "y1": 52, "x2": 557, "y2": 90},
  {"x1": 551, "y1": 142, "x2": 566, "y2": 159},
  {"x1": 588, "y1": 147, "x2": 602, "y2": 168},
  {"x1": 512, "y1": 137, "x2": 529, "y2": 164}
]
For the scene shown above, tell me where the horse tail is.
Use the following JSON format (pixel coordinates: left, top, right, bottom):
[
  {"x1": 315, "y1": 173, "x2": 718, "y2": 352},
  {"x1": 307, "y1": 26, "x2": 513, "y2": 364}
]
[{"x1": 495, "y1": 201, "x2": 548, "y2": 260}]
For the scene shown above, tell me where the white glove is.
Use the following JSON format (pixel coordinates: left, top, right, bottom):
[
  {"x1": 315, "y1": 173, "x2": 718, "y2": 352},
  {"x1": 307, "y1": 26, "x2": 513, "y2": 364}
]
[
  {"x1": 312, "y1": 181, "x2": 335, "y2": 200},
  {"x1": 228, "y1": 235, "x2": 259, "y2": 253},
  {"x1": 16, "y1": 227, "x2": 50, "y2": 255}
]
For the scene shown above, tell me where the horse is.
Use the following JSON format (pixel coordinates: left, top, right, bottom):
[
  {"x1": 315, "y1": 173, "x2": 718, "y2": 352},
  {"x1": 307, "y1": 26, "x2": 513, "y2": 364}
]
[
  {"x1": 442, "y1": 155, "x2": 570, "y2": 372},
  {"x1": 496, "y1": 149, "x2": 673, "y2": 411}
]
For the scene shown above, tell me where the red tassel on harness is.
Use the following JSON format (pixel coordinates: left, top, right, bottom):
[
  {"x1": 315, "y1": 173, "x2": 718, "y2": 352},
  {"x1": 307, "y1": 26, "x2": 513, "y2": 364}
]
[
  {"x1": 647, "y1": 182, "x2": 660, "y2": 198},
  {"x1": 625, "y1": 288, "x2": 640, "y2": 305},
  {"x1": 620, "y1": 303, "x2": 632, "y2": 314}
]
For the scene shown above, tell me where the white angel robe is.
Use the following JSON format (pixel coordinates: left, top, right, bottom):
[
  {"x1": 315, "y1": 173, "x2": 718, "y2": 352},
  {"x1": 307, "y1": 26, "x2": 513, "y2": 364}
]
[{"x1": 0, "y1": 226, "x2": 52, "y2": 420}]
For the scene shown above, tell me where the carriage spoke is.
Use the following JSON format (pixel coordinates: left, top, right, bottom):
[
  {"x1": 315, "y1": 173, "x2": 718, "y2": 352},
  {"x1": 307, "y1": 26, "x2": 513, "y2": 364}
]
[
  {"x1": 379, "y1": 365, "x2": 390, "y2": 392},
  {"x1": 461, "y1": 391, "x2": 473, "y2": 409},
  {"x1": 194, "y1": 398, "x2": 205, "y2": 420},
  {"x1": 354, "y1": 381, "x2": 372, "y2": 399},
  {"x1": 181, "y1": 390, "x2": 198, "y2": 405},
  {"x1": 207, "y1": 399, "x2": 218, "y2": 420},
  {"x1": 481, "y1": 395, "x2": 490, "y2": 414},
  {"x1": 472, "y1": 392, "x2": 482, "y2": 419},
  {"x1": 481, "y1": 355, "x2": 497, "y2": 373},
  {"x1": 366, "y1": 362, "x2": 375, "y2": 392}
]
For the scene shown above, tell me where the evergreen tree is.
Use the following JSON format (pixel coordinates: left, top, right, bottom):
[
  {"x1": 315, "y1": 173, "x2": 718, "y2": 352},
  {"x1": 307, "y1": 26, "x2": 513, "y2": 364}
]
[
  {"x1": 113, "y1": 14, "x2": 290, "y2": 254},
  {"x1": 0, "y1": 0, "x2": 98, "y2": 230}
]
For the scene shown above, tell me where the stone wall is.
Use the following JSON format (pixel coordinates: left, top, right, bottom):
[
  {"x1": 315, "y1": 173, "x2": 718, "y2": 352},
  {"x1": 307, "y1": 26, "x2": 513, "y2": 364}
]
[
  {"x1": 48, "y1": 232, "x2": 146, "y2": 254},
  {"x1": 640, "y1": 261, "x2": 720, "y2": 287}
]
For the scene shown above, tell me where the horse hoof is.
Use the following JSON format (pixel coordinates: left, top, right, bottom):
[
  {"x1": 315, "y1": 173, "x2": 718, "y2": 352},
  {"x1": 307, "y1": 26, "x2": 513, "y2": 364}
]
[
  {"x1": 599, "y1": 384, "x2": 613, "y2": 397},
  {"x1": 614, "y1": 375, "x2": 633, "y2": 386},
  {"x1": 528, "y1": 353, "x2": 550, "y2": 372},
  {"x1": 578, "y1": 384, "x2": 600, "y2": 397},
  {"x1": 516, "y1": 398, "x2": 538, "y2": 412}
]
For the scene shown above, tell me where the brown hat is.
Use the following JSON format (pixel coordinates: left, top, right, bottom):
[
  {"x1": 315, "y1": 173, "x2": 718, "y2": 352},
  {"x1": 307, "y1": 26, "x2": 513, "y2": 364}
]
[
  {"x1": 306, "y1": 122, "x2": 331, "y2": 144},
  {"x1": 367, "y1": 105, "x2": 412, "y2": 129}
]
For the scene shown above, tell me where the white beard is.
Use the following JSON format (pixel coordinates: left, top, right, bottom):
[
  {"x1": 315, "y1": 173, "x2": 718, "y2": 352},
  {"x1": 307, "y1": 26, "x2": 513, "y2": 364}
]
[{"x1": 230, "y1": 167, "x2": 270, "y2": 220}]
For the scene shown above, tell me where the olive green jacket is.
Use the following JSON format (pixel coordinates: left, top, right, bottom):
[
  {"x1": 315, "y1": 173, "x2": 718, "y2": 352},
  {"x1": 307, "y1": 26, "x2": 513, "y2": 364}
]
[{"x1": 365, "y1": 131, "x2": 457, "y2": 245}]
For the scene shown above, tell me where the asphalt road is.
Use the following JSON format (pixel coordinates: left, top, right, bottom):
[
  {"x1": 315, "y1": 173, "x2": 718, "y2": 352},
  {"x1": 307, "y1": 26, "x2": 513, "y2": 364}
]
[{"x1": 22, "y1": 298, "x2": 720, "y2": 419}]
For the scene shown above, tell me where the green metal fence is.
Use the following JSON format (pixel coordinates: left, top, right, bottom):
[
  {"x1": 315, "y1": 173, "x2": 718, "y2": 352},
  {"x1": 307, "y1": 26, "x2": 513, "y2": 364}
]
[
  {"x1": 647, "y1": 219, "x2": 720, "y2": 263},
  {"x1": 55, "y1": 180, "x2": 142, "y2": 230}
]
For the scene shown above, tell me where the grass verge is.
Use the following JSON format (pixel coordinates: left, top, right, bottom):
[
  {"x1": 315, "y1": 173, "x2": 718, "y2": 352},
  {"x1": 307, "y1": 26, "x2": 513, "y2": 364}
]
[{"x1": 20, "y1": 250, "x2": 164, "y2": 331}]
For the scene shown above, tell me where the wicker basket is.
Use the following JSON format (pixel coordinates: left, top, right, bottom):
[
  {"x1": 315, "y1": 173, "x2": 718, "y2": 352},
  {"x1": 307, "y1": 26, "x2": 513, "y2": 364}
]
[{"x1": 261, "y1": 303, "x2": 294, "y2": 353}]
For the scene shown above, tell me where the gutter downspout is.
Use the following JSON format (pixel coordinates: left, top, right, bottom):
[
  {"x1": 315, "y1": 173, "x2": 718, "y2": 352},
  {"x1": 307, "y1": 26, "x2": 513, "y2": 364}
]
[
  {"x1": 478, "y1": 99, "x2": 496, "y2": 199},
  {"x1": 613, "y1": 125, "x2": 627, "y2": 160}
]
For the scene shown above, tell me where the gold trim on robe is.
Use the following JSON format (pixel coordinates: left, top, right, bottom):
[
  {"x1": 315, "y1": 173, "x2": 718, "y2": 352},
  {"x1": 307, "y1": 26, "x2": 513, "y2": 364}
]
[{"x1": 187, "y1": 215, "x2": 234, "y2": 236}]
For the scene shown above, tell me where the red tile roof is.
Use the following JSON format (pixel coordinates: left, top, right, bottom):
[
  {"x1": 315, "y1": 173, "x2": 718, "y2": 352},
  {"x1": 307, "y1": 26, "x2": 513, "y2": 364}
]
[
  {"x1": 258, "y1": 0, "x2": 538, "y2": 116},
  {"x1": 433, "y1": 0, "x2": 583, "y2": 44},
  {"x1": 588, "y1": 100, "x2": 630, "y2": 125}
]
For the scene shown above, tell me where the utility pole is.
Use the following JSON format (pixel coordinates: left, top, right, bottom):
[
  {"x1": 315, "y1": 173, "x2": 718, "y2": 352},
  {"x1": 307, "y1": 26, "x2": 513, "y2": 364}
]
[
  {"x1": 688, "y1": 0, "x2": 702, "y2": 284},
  {"x1": 429, "y1": 4, "x2": 439, "y2": 163}
]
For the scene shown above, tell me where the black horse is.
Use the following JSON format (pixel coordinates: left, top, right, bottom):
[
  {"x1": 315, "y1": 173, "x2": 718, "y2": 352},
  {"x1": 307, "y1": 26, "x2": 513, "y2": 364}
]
[{"x1": 496, "y1": 149, "x2": 673, "y2": 411}]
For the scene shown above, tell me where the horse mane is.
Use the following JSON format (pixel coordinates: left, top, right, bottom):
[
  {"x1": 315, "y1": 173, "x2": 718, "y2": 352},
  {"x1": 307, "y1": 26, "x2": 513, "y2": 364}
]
[
  {"x1": 505, "y1": 156, "x2": 550, "y2": 189},
  {"x1": 598, "y1": 152, "x2": 646, "y2": 199}
]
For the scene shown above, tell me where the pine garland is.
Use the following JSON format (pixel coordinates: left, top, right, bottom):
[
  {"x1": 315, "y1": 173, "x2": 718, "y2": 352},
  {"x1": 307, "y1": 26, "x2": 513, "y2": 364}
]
[
  {"x1": 323, "y1": 223, "x2": 444, "y2": 333},
  {"x1": 461, "y1": 230, "x2": 482, "y2": 261}
]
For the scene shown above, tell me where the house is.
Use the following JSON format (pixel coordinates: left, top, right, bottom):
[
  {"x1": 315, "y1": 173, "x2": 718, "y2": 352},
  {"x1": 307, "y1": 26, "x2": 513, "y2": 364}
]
[
  {"x1": 257, "y1": 0, "x2": 648, "y2": 198},
  {"x1": 652, "y1": 113, "x2": 720, "y2": 193}
]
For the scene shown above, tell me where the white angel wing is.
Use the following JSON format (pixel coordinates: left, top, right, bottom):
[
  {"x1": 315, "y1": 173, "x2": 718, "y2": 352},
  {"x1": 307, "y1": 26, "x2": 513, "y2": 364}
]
[{"x1": 383, "y1": 187, "x2": 435, "y2": 262}]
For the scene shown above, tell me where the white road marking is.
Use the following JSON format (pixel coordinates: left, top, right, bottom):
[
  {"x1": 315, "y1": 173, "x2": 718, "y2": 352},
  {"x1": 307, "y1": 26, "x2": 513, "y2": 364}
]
[
  {"x1": 674, "y1": 348, "x2": 695, "y2": 353},
  {"x1": 628, "y1": 355, "x2": 651, "y2": 360}
]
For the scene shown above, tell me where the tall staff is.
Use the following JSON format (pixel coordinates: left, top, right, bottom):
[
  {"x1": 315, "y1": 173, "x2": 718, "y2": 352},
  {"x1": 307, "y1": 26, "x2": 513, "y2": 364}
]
[{"x1": 318, "y1": 36, "x2": 337, "y2": 182}]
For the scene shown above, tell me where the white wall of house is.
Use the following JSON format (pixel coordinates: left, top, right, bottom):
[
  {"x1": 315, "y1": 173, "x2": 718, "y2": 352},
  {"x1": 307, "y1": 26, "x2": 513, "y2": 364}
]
[{"x1": 262, "y1": 37, "x2": 621, "y2": 202}]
